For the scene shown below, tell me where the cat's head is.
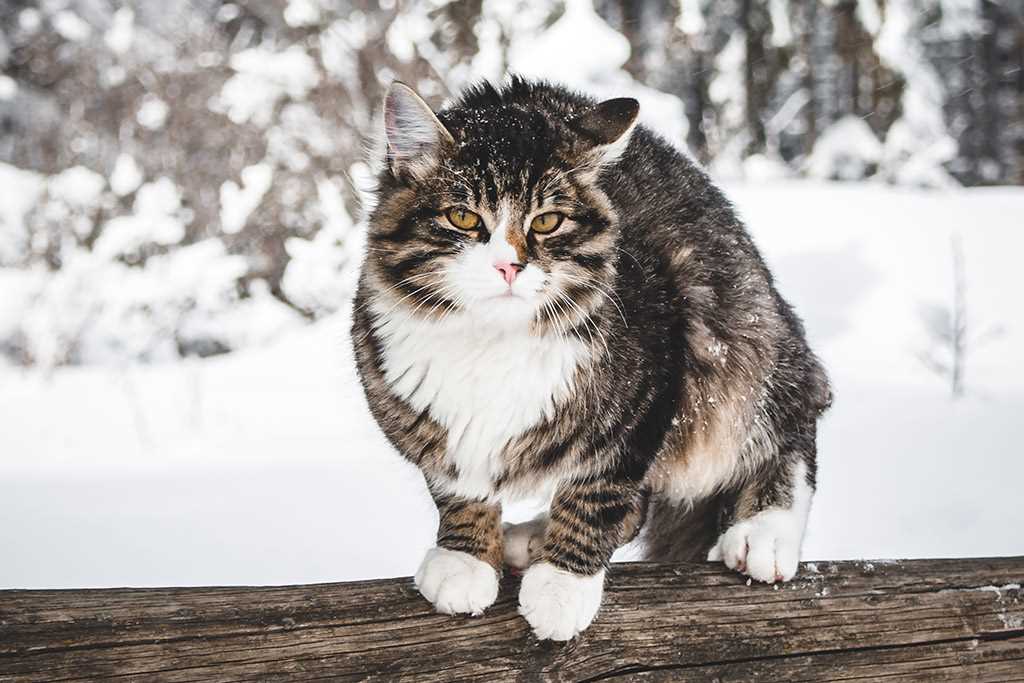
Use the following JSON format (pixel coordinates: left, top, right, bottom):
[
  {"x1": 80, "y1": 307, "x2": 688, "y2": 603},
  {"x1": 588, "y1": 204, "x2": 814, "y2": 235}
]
[{"x1": 365, "y1": 79, "x2": 637, "y2": 332}]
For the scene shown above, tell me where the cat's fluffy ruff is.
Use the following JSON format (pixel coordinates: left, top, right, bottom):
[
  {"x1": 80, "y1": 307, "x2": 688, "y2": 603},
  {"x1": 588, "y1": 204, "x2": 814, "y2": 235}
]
[
  {"x1": 372, "y1": 300, "x2": 587, "y2": 500},
  {"x1": 352, "y1": 78, "x2": 831, "y2": 640}
]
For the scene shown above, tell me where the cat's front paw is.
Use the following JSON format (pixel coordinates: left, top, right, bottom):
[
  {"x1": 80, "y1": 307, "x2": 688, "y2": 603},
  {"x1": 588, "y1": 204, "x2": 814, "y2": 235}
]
[
  {"x1": 518, "y1": 562, "x2": 605, "y2": 641},
  {"x1": 414, "y1": 547, "x2": 499, "y2": 616},
  {"x1": 708, "y1": 509, "x2": 803, "y2": 583}
]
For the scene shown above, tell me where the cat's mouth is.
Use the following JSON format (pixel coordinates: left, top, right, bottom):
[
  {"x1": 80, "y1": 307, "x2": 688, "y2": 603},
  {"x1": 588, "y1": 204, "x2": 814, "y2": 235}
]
[{"x1": 482, "y1": 287, "x2": 527, "y2": 301}]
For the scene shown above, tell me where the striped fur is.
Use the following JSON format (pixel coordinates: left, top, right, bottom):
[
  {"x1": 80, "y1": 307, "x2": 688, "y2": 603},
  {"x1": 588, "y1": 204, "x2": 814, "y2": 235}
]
[{"x1": 352, "y1": 79, "x2": 831, "y2": 639}]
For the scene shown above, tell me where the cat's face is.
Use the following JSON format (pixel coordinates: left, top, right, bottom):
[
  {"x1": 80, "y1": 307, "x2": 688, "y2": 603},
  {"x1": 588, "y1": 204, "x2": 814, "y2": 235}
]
[{"x1": 366, "y1": 82, "x2": 638, "y2": 332}]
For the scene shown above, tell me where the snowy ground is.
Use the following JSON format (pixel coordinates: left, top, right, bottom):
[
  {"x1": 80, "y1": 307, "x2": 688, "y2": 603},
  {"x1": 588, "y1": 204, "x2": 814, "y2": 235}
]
[{"x1": 2, "y1": 180, "x2": 1023, "y2": 589}]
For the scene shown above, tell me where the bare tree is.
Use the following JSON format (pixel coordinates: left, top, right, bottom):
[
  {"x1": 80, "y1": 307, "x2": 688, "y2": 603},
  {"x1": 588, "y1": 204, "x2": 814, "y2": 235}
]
[{"x1": 917, "y1": 233, "x2": 1003, "y2": 398}]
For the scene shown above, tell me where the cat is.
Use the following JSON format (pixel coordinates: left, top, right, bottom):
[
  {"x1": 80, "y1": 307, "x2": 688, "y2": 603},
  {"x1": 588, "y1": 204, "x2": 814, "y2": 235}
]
[{"x1": 351, "y1": 77, "x2": 831, "y2": 641}]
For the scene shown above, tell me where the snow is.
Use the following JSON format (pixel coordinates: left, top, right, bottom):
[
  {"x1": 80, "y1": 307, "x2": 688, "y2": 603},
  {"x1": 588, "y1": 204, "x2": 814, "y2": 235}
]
[
  {"x1": 284, "y1": 0, "x2": 322, "y2": 28},
  {"x1": 3, "y1": 231, "x2": 302, "y2": 370},
  {"x1": 52, "y1": 10, "x2": 91, "y2": 42},
  {"x1": 0, "y1": 163, "x2": 45, "y2": 264},
  {"x1": 219, "y1": 163, "x2": 274, "y2": 234},
  {"x1": 49, "y1": 165, "x2": 106, "y2": 207},
  {"x1": 215, "y1": 45, "x2": 321, "y2": 127},
  {"x1": 320, "y1": 17, "x2": 367, "y2": 87},
  {"x1": 507, "y1": 0, "x2": 688, "y2": 147},
  {"x1": 938, "y1": 0, "x2": 982, "y2": 38},
  {"x1": 386, "y1": 9, "x2": 431, "y2": 64},
  {"x1": 2, "y1": 180, "x2": 1022, "y2": 589},
  {"x1": 510, "y1": 0, "x2": 629, "y2": 83},
  {"x1": 0, "y1": 75, "x2": 16, "y2": 100},
  {"x1": 18, "y1": 8, "x2": 41, "y2": 33},
  {"x1": 280, "y1": 177, "x2": 363, "y2": 316},
  {"x1": 110, "y1": 153, "x2": 143, "y2": 197},
  {"x1": 806, "y1": 116, "x2": 883, "y2": 181},
  {"x1": 875, "y1": 0, "x2": 958, "y2": 187},
  {"x1": 709, "y1": 33, "x2": 746, "y2": 140},
  {"x1": 856, "y1": 0, "x2": 883, "y2": 36},
  {"x1": 675, "y1": 0, "x2": 705, "y2": 36},
  {"x1": 104, "y1": 8, "x2": 134, "y2": 55},
  {"x1": 769, "y1": 0, "x2": 793, "y2": 47},
  {"x1": 96, "y1": 178, "x2": 185, "y2": 257},
  {"x1": 136, "y1": 95, "x2": 169, "y2": 130}
]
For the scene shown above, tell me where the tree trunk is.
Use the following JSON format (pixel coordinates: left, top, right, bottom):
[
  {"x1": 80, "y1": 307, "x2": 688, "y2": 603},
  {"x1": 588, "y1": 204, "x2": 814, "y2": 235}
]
[{"x1": 741, "y1": 0, "x2": 769, "y2": 154}]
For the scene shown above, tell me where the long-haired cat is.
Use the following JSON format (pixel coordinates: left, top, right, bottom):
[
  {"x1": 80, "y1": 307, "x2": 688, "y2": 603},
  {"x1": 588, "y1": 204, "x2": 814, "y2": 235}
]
[{"x1": 352, "y1": 77, "x2": 831, "y2": 641}]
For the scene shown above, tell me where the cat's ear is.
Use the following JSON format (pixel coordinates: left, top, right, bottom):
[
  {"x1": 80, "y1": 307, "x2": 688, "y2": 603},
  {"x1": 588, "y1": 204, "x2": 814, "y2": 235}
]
[
  {"x1": 383, "y1": 82, "x2": 454, "y2": 177},
  {"x1": 573, "y1": 97, "x2": 640, "y2": 166}
]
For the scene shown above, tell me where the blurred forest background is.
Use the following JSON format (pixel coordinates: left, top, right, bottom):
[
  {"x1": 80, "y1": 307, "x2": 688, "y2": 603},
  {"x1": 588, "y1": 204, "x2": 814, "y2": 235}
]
[{"x1": 1, "y1": 0, "x2": 1023, "y2": 369}]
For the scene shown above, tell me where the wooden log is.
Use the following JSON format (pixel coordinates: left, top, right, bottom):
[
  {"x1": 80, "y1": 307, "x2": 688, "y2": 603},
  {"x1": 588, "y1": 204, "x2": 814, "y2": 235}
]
[{"x1": 1, "y1": 558, "x2": 1022, "y2": 681}]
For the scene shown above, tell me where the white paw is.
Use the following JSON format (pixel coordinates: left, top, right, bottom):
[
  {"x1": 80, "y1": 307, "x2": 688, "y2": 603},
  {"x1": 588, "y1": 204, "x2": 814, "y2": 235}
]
[
  {"x1": 708, "y1": 509, "x2": 804, "y2": 583},
  {"x1": 414, "y1": 547, "x2": 499, "y2": 616},
  {"x1": 502, "y1": 515, "x2": 547, "y2": 570},
  {"x1": 518, "y1": 562, "x2": 604, "y2": 641}
]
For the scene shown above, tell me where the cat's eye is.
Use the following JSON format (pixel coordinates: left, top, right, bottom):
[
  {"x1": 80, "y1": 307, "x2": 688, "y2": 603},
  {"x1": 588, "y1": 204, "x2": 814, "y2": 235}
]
[
  {"x1": 530, "y1": 212, "x2": 564, "y2": 234},
  {"x1": 445, "y1": 207, "x2": 481, "y2": 231}
]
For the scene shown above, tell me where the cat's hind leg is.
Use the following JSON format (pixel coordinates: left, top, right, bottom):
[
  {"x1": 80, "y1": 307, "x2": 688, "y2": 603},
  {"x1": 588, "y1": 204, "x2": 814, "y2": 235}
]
[
  {"x1": 414, "y1": 494, "x2": 503, "y2": 616},
  {"x1": 502, "y1": 514, "x2": 547, "y2": 571},
  {"x1": 708, "y1": 449, "x2": 815, "y2": 583},
  {"x1": 505, "y1": 493, "x2": 648, "y2": 572}
]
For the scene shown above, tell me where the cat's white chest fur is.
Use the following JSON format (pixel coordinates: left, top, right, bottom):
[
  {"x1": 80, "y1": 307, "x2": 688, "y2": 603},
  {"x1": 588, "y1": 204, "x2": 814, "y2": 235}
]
[{"x1": 373, "y1": 307, "x2": 586, "y2": 499}]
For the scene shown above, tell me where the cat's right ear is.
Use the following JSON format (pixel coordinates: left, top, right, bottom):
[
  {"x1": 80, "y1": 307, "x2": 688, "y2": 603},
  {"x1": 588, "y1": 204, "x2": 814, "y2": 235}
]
[
  {"x1": 572, "y1": 97, "x2": 640, "y2": 170},
  {"x1": 383, "y1": 82, "x2": 454, "y2": 179}
]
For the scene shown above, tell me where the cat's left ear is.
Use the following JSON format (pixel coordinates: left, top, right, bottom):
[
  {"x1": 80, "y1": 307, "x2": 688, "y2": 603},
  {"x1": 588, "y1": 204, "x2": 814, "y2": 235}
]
[
  {"x1": 383, "y1": 82, "x2": 455, "y2": 179},
  {"x1": 573, "y1": 97, "x2": 640, "y2": 167}
]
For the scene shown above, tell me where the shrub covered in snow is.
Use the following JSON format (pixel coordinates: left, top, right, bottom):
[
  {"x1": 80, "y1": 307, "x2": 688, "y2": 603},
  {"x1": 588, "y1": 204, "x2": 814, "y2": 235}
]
[
  {"x1": 806, "y1": 116, "x2": 883, "y2": 181},
  {"x1": 280, "y1": 177, "x2": 364, "y2": 318},
  {"x1": 0, "y1": 162, "x2": 303, "y2": 368},
  {"x1": 5, "y1": 236, "x2": 301, "y2": 368}
]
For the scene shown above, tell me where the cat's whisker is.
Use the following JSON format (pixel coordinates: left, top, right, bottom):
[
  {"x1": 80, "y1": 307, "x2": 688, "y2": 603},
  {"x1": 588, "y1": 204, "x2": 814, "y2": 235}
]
[
  {"x1": 541, "y1": 302, "x2": 567, "y2": 348},
  {"x1": 436, "y1": 288, "x2": 468, "y2": 326},
  {"x1": 556, "y1": 272, "x2": 630, "y2": 329},
  {"x1": 612, "y1": 246, "x2": 647, "y2": 280},
  {"x1": 400, "y1": 273, "x2": 466, "y2": 322},
  {"x1": 371, "y1": 278, "x2": 449, "y2": 327},
  {"x1": 417, "y1": 283, "x2": 465, "y2": 322},
  {"x1": 405, "y1": 287, "x2": 451, "y2": 321},
  {"x1": 562, "y1": 286, "x2": 612, "y2": 353},
  {"x1": 546, "y1": 293, "x2": 580, "y2": 350},
  {"x1": 552, "y1": 288, "x2": 607, "y2": 358},
  {"x1": 536, "y1": 295, "x2": 563, "y2": 341},
  {"x1": 349, "y1": 270, "x2": 450, "y2": 319}
]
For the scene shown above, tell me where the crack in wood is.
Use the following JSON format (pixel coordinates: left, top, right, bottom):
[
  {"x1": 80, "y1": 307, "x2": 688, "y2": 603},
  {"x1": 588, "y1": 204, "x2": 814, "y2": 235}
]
[{"x1": 577, "y1": 631, "x2": 1024, "y2": 682}]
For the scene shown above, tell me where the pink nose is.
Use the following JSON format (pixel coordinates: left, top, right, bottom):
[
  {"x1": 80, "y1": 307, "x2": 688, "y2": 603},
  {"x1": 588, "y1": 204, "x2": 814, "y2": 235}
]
[{"x1": 494, "y1": 261, "x2": 524, "y2": 286}]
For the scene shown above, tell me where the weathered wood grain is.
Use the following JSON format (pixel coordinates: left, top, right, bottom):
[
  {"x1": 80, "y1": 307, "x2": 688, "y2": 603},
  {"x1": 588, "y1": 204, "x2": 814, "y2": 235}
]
[{"x1": 1, "y1": 558, "x2": 1021, "y2": 681}]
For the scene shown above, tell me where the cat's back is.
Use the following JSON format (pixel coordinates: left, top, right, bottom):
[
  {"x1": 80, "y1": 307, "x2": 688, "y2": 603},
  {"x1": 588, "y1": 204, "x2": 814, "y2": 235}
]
[{"x1": 608, "y1": 125, "x2": 753, "y2": 256}]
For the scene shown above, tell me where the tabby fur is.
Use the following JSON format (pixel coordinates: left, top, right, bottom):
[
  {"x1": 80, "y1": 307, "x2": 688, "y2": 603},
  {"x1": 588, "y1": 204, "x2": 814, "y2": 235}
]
[{"x1": 351, "y1": 77, "x2": 831, "y2": 640}]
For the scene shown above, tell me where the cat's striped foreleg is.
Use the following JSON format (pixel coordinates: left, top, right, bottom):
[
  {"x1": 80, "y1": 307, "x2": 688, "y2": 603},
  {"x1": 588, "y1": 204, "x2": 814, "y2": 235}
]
[
  {"x1": 414, "y1": 493, "x2": 503, "y2": 616},
  {"x1": 517, "y1": 477, "x2": 648, "y2": 640}
]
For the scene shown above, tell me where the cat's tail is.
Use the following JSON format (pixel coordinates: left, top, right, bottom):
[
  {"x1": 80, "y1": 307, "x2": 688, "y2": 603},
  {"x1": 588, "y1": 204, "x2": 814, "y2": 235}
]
[{"x1": 640, "y1": 492, "x2": 725, "y2": 562}]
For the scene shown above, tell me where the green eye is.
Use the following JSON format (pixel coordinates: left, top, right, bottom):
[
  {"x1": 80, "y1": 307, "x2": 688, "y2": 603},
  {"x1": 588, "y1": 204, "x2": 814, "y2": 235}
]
[
  {"x1": 445, "y1": 207, "x2": 481, "y2": 231},
  {"x1": 530, "y1": 212, "x2": 564, "y2": 234}
]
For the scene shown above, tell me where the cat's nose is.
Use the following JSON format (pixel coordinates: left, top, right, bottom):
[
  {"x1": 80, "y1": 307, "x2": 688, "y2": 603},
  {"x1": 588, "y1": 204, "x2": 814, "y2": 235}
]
[{"x1": 494, "y1": 261, "x2": 525, "y2": 286}]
